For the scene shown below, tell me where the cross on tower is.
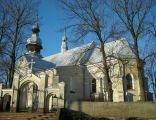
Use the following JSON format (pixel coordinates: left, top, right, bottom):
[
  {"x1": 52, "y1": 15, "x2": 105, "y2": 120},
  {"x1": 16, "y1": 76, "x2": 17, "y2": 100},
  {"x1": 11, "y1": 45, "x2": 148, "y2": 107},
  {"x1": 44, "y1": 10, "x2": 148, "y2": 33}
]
[
  {"x1": 36, "y1": 13, "x2": 39, "y2": 24},
  {"x1": 29, "y1": 58, "x2": 35, "y2": 72},
  {"x1": 64, "y1": 26, "x2": 66, "y2": 36}
]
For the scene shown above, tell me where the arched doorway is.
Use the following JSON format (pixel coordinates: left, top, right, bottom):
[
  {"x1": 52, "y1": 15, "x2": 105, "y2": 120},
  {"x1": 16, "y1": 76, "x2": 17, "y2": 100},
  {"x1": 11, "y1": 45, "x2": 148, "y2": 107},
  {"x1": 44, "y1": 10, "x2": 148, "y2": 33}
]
[
  {"x1": 19, "y1": 82, "x2": 38, "y2": 112},
  {"x1": 3, "y1": 94, "x2": 11, "y2": 111},
  {"x1": 46, "y1": 93, "x2": 58, "y2": 112}
]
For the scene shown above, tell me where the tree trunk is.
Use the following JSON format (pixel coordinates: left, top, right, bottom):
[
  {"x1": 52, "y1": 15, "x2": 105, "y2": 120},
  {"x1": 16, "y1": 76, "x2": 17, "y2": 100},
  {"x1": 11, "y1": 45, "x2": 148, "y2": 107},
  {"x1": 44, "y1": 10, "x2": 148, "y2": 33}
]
[
  {"x1": 134, "y1": 39, "x2": 145, "y2": 101},
  {"x1": 8, "y1": 23, "x2": 19, "y2": 88},
  {"x1": 101, "y1": 43, "x2": 113, "y2": 101}
]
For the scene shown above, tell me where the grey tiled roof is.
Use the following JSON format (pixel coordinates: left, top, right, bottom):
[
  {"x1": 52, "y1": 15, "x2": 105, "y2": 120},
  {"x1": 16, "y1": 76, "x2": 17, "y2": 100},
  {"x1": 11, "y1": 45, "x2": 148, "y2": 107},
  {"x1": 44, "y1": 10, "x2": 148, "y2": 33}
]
[
  {"x1": 88, "y1": 39, "x2": 135, "y2": 64},
  {"x1": 42, "y1": 41, "x2": 96, "y2": 66},
  {"x1": 24, "y1": 39, "x2": 135, "y2": 69}
]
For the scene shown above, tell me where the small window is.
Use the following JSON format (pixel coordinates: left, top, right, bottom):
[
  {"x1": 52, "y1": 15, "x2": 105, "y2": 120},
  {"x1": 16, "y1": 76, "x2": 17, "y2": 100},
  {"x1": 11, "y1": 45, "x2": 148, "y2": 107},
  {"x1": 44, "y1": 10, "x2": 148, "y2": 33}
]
[
  {"x1": 92, "y1": 79, "x2": 96, "y2": 93},
  {"x1": 69, "y1": 78, "x2": 75, "y2": 93},
  {"x1": 126, "y1": 74, "x2": 133, "y2": 89}
]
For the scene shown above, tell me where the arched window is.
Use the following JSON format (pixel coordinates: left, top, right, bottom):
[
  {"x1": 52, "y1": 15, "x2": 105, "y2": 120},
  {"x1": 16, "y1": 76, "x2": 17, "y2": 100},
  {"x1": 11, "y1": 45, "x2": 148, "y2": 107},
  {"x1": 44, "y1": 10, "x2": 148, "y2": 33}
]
[
  {"x1": 126, "y1": 74, "x2": 133, "y2": 89},
  {"x1": 92, "y1": 79, "x2": 96, "y2": 93},
  {"x1": 33, "y1": 83, "x2": 38, "y2": 93}
]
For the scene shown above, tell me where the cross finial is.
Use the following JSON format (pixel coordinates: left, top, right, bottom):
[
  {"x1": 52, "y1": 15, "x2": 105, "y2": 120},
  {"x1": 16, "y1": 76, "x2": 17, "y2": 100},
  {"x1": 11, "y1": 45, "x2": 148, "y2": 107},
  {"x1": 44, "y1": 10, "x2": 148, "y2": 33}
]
[
  {"x1": 30, "y1": 58, "x2": 35, "y2": 72},
  {"x1": 64, "y1": 26, "x2": 66, "y2": 36},
  {"x1": 36, "y1": 13, "x2": 39, "y2": 24}
]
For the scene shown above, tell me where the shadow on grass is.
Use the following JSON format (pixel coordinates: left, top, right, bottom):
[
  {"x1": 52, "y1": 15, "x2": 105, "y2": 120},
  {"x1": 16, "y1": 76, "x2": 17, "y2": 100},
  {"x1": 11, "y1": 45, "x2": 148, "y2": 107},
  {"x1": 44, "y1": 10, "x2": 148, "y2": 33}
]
[
  {"x1": 59, "y1": 108, "x2": 141, "y2": 120},
  {"x1": 59, "y1": 108, "x2": 116, "y2": 120}
]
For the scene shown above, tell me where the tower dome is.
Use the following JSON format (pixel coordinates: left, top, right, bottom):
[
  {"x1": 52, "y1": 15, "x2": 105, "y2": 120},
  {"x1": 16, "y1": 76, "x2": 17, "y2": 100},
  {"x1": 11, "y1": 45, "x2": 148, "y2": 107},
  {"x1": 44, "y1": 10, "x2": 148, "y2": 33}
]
[{"x1": 26, "y1": 23, "x2": 42, "y2": 57}]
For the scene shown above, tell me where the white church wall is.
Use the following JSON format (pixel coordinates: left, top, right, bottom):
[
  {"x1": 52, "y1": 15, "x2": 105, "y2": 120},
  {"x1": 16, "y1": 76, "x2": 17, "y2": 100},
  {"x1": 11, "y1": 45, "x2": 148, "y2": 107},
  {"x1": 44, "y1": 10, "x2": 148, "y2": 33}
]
[
  {"x1": 37, "y1": 72, "x2": 46, "y2": 112},
  {"x1": 86, "y1": 59, "x2": 140, "y2": 102},
  {"x1": 124, "y1": 60, "x2": 140, "y2": 101},
  {"x1": 12, "y1": 73, "x2": 20, "y2": 89},
  {"x1": 46, "y1": 70, "x2": 53, "y2": 87},
  {"x1": 56, "y1": 66, "x2": 86, "y2": 104},
  {"x1": 8, "y1": 45, "x2": 141, "y2": 113}
]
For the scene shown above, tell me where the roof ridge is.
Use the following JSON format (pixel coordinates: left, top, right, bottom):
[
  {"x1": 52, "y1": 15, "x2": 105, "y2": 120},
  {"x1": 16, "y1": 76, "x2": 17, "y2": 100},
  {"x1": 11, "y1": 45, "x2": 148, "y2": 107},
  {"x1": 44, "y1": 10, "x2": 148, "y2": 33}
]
[
  {"x1": 78, "y1": 41, "x2": 96, "y2": 65},
  {"x1": 43, "y1": 42, "x2": 94, "y2": 60}
]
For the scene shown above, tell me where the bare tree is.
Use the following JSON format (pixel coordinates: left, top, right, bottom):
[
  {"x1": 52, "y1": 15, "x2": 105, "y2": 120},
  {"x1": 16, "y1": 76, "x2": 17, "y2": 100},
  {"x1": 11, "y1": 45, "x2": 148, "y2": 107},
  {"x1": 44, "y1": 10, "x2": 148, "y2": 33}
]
[
  {"x1": 58, "y1": 0, "x2": 124, "y2": 101},
  {"x1": 145, "y1": 57, "x2": 156, "y2": 99},
  {"x1": 110, "y1": 0, "x2": 156, "y2": 101},
  {"x1": 0, "y1": 4, "x2": 12, "y2": 85},
  {"x1": 0, "y1": 0, "x2": 38, "y2": 88},
  {"x1": 148, "y1": 10, "x2": 156, "y2": 39}
]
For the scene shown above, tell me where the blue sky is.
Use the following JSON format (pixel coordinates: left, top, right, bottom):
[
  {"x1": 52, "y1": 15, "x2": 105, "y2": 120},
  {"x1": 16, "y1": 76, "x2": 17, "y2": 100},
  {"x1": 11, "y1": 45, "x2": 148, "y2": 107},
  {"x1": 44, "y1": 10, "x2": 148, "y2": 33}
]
[
  {"x1": 37, "y1": 0, "x2": 156, "y2": 59},
  {"x1": 37, "y1": 0, "x2": 95, "y2": 57},
  {"x1": 38, "y1": 0, "x2": 65, "y2": 57}
]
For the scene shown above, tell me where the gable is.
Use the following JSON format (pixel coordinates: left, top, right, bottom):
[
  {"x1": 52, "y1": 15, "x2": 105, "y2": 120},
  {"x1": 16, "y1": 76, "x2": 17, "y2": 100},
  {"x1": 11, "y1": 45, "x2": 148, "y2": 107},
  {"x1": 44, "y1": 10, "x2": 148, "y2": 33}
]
[{"x1": 87, "y1": 39, "x2": 135, "y2": 64}]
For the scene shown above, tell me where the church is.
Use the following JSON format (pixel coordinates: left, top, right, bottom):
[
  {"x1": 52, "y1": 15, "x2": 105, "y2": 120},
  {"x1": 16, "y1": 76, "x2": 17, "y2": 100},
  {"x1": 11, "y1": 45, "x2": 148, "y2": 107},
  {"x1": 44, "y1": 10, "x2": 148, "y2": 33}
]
[{"x1": 0, "y1": 23, "x2": 145, "y2": 112}]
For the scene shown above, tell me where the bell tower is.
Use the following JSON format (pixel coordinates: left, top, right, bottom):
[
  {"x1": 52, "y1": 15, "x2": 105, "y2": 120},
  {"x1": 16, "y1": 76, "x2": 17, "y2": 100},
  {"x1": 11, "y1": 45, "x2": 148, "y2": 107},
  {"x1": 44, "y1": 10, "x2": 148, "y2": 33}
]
[
  {"x1": 26, "y1": 23, "x2": 42, "y2": 57},
  {"x1": 61, "y1": 30, "x2": 68, "y2": 54}
]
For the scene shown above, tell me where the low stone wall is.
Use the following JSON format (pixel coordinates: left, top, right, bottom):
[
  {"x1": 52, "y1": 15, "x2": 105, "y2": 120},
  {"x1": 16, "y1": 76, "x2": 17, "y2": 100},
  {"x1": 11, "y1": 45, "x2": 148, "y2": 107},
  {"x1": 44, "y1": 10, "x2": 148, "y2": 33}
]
[{"x1": 67, "y1": 102, "x2": 156, "y2": 119}]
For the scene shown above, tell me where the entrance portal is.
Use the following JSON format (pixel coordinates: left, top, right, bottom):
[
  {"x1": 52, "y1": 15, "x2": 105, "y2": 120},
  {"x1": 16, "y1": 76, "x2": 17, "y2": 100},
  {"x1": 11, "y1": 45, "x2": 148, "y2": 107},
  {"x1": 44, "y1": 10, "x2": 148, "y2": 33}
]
[
  {"x1": 19, "y1": 82, "x2": 38, "y2": 112},
  {"x1": 46, "y1": 94, "x2": 58, "y2": 112},
  {"x1": 3, "y1": 94, "x2": 11, "y2": 111}
]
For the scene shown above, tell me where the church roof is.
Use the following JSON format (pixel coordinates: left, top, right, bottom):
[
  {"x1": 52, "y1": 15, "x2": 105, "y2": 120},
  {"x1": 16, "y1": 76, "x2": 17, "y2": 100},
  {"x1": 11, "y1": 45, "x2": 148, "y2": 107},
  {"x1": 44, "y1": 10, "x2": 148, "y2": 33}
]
[
  {"x1": 23, "y1": 38, "x2": 134, "y2": 70},
  {"x1": 43, "y1": 41, "x2": 96, "y2": 66},
  {"x1": 43, "y1": 38, "x2": 135, "y2": 66},
  {"x1": 25, "y1": 54, "x2": 55, "y2": 70},
  {"x1": 88, "y1": 39, "x2": 135, "y2": 64}
]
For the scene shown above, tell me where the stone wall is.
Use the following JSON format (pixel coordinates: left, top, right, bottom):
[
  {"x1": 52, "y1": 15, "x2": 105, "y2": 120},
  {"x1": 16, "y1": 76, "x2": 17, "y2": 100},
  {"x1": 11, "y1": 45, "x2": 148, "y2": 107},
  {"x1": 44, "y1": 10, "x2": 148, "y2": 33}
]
[{"x1": 67, "y1": 101, "x2": 156, "y2": 119}]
